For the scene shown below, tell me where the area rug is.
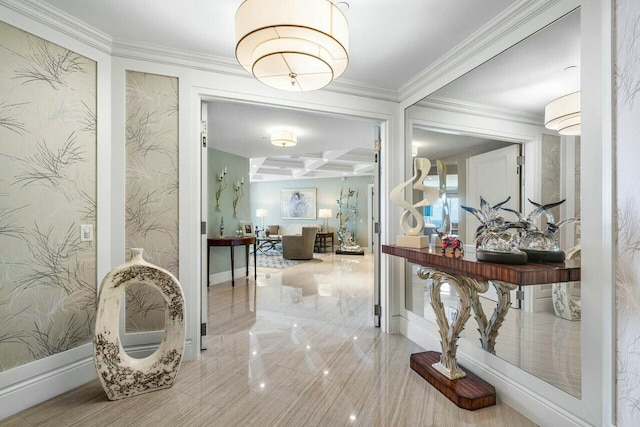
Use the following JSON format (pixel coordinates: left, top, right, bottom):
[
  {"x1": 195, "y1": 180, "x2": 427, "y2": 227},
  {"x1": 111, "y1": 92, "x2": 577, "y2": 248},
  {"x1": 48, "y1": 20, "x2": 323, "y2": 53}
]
[{"x1": 253, "y1": 251, "x2": 328, "y2": 269}]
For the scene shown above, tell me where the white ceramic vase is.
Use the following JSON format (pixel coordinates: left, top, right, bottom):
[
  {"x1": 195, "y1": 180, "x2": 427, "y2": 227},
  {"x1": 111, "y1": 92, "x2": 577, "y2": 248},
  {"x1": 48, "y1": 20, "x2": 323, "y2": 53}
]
[{"x1": 93, "y1": 248, "x2": 185, "y2": 400}]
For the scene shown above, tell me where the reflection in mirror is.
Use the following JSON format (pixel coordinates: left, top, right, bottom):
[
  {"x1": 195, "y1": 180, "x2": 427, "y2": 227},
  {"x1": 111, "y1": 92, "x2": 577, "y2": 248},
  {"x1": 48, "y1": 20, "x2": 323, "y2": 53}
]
[{"x1": 404, "y1": 9, "x2": 581, "y2": 397}]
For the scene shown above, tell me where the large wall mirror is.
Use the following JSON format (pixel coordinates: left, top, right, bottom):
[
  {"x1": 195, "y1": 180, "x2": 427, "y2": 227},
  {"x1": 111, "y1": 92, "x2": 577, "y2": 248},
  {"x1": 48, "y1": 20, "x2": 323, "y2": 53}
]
[{"x1": 404, "y1": 8, "x2": 581, "y2": 398}]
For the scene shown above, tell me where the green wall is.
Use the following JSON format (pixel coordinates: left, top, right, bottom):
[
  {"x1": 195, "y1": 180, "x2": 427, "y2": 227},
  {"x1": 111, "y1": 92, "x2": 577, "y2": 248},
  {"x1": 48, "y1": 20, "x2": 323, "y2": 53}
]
[
  {"x1": 208, "y1": 149, "x2": 250, "y2": 276},
  {"x1": 250, "y1": 176, "x2": 372, "y2": 248}
]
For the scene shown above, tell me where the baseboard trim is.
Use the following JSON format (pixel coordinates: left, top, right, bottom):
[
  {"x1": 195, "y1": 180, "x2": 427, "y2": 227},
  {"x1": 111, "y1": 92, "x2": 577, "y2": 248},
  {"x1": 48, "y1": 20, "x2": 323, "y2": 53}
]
[
  {"x1": 396, "y1": 316, "x2": 590, "y2": 427},
  {"x1": 0, "y1": 344, "x2": 96, "y2": 420},
  {"x1": 0, "y1": 341, "x2": 193, "y2": 420}
]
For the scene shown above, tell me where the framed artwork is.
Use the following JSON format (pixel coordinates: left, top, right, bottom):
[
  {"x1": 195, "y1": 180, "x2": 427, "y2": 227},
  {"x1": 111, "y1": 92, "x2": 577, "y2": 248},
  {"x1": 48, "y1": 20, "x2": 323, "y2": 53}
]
[
  {"x1": 281, "y1": 188, "x2": 317, "y2": 219},
  {"x1": 242, "y1": 221, "x2": 254, "y2": 236}
]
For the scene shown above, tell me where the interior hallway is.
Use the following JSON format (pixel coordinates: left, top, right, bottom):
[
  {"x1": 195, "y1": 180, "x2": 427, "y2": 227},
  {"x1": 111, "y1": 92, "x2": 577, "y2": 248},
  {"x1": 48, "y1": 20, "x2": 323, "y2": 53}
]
[{"x1": 1, "y1": 253, "x2": 534, "y2": 426}]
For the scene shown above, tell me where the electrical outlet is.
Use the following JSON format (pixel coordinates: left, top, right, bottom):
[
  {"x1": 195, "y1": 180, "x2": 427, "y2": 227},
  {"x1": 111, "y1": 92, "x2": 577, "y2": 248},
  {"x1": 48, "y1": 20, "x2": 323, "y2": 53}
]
[{"x1": 80, "y1": 224, "x2": 93, "y2": 242}]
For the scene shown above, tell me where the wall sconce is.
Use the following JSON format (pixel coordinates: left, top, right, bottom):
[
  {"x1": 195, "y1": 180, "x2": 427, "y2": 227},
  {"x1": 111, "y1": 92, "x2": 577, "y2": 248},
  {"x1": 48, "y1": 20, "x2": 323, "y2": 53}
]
[
  {"x1": 256, "y1": 208, "x2": 267, "y2": 229},
  {"x1": 232, "y1": 177, "x2": 244, "y2": 218},
  {"x1": 319, "y1": 208, "x2": 333, "y2": 232},
  {"x1": 215, "y1": 167, "x2": 228, "y2": 212}
]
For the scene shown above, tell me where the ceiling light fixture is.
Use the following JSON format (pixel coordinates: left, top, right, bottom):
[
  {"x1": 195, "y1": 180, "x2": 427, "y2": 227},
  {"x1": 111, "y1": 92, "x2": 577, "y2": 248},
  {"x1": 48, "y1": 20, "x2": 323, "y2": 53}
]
[
  {"x1": 544, "y1": 91, "x2": 581, "y2": 135},
  {"x1": 271, "y1": 130, "x2": 297, "y2": 148},
  {"x1": 235, "y1": 0, "x2": 349, "y2": 92}
]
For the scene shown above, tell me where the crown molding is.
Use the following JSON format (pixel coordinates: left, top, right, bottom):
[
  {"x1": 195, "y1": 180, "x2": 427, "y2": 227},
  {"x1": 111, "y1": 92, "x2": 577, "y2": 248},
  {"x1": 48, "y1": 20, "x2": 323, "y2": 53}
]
[
  {"x1": 324, "y1": 78, "x2": 399, "y2": 102},
  {"x1": 398, "y1": 0, "x2": 575, "y2": 102},
  {"x1": 415, "y1": 96, "x2": 544, "y2": 126},
  {"x1": 0, "y1": 0, "x2": 113, "y2": 54}
]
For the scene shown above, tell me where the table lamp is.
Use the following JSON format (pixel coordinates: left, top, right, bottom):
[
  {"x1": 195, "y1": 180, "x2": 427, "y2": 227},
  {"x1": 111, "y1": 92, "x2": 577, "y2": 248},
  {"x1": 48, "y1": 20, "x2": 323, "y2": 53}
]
[
  {"x1": 319, "y1": 209, "x2": 332, "y2": 232},
  {"x1": 256, "y1": 209, "x2": 267, "y2": 229}
]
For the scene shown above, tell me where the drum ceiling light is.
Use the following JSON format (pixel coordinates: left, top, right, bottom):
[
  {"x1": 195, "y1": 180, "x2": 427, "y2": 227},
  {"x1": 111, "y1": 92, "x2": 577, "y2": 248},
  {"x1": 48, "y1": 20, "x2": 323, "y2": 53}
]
[
  {"x1": 235, "y1": 0, "x2": 349, "y2": 92},
  {"x1": 544, "y1": 91, "x2": 581, "y2": 136},
  {"x1": 271, "y1": 130, "x2": 297, "y2": 148}
]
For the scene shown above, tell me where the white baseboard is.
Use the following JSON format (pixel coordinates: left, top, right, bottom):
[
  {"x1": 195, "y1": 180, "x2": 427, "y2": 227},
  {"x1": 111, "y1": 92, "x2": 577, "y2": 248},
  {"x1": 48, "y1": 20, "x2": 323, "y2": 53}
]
[
  {"x1": 396, "y1": 316, "x2": 591, "y2": 427},
  {"x1": 0, "y1": 340, "x2": 193, "y2": 420}
]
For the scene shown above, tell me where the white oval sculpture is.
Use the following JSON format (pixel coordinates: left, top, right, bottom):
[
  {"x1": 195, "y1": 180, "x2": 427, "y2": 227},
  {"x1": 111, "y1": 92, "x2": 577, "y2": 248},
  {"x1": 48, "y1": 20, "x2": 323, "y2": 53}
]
[
  {"x1": 390, "y1": 158, "x2": 439, "y2": 247},
  {"x1": 94, "y1": 248, "x2": 185, "y2": 400}
]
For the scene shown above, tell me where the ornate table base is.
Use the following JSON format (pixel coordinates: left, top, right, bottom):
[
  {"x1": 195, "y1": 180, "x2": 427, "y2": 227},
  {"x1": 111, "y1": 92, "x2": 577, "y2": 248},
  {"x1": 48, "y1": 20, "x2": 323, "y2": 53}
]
[
  {"x1": 416, "y1": 267, "x2": 518, "y2": 409},
  {"x1": 410, "y1": 351, "x2": 496, "y2": 410}
]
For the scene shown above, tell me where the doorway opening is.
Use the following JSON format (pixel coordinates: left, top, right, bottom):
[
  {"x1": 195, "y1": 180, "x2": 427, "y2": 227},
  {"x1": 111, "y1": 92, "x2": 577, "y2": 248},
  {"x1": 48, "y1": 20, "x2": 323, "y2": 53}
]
[{"x1": 199, "y1": 98, "x2": 384, "y2": 350}]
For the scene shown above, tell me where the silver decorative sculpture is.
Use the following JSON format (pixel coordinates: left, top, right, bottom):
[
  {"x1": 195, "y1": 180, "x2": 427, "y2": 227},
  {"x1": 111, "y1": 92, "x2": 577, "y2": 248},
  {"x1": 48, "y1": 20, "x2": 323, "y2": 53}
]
[
  {"x1": 461, "y1": 196, "x2": 527, "y2": 264},
  {"x1": 436, "y1": 160, "x2": 451, "y2": 235},
  {"x1": 503, "y1": 199, "x2": 579, "y2": 262},
  {"x1": 336, "y1": 187, "x2": 363, "y2": 254},
  {"x1": 94, "y1": 248, "x2": 185, "y2": 400},
  {"x1": 390, "y1": 157, "x2": 439, "y2": 248}
]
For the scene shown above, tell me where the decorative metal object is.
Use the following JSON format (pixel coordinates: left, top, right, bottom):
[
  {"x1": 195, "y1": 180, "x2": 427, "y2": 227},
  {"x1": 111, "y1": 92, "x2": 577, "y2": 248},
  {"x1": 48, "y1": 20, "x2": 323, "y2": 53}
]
[
  {"x1": 389, "y1": 157, "x2": 439, "y2": 248},
  {"x1": 336, "y1": 187, "x2": 363, "y2": 254},
  {"x1": 503, "y1": 198, "x2": 579, "y2": 262},
  {"x1": 219, "y1": 216, "x2": 224, "y2": 237},
  {"x1": 461, "y1": 196, "x2": 527, "y2": 264},
  {"x1": 215, "y1": 167, "x2": 228, "y2": 212},
  {"x1": 232, "y1": 178, "x2": 244, "y2": 218},
  {"x1": 94, "y1": 248, "x2": 185, "y2": 400}
]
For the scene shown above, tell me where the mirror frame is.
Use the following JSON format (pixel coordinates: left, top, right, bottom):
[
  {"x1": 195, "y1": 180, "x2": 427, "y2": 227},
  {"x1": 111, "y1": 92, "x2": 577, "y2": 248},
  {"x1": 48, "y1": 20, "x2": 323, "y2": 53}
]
[{"x1": 393, "y1": 0, "x2": 614, "y2": 425}]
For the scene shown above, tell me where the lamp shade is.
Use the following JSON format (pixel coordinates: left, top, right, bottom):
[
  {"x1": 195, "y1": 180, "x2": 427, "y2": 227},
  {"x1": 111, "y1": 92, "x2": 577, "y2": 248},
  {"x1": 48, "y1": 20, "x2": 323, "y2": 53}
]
[
  {"x1": 271, "y1": 130, "x2": 297, "y2": 148},
  {"x1": 544, "y1": 91, "x2": 581, "y2": 136},
  {"x1": 235, "y1": 0, "x2": 349, "y2": 92},
  {"x1": 319, "y1": 209, "x2": 332, "y2": 218},
  {"x1": 256, "y1": 209, "x2": 267, "y2": 218}
]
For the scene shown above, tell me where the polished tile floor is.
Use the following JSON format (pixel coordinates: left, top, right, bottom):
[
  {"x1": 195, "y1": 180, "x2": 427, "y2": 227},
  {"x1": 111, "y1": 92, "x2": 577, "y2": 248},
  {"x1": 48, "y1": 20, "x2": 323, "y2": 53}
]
[{"x1": 2, "y1": 253, "x2": 535, "y2": 426}]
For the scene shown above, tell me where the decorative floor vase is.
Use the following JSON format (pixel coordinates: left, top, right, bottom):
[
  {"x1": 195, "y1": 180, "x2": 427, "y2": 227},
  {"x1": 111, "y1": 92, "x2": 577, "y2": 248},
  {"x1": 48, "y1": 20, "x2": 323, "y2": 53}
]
[{"x1": 94, "y1": 248, "x2": 185, "y2": 400}]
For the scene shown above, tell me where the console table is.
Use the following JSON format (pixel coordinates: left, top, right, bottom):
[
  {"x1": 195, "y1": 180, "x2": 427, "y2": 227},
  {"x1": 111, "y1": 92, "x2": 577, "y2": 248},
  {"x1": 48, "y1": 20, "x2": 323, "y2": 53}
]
[
  {"x1": 314, "y1": 231, "x2": 334, "y2": 253},
  {"x1": 208, "y1": 237, "x2": 256, "y2": 287},
  {"x1": 382, "y1": 244, "x2": 580, "y2": 410}
]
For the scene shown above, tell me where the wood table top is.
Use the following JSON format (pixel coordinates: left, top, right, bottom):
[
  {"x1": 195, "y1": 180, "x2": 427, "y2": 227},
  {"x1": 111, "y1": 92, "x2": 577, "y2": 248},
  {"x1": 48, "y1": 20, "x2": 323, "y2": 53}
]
[
  {"x1": 208, "y1": 236, "x2": 256, "y2": 246},
  {"x1": 382, "y1": 244, "x2": 580, "y2": 286}
]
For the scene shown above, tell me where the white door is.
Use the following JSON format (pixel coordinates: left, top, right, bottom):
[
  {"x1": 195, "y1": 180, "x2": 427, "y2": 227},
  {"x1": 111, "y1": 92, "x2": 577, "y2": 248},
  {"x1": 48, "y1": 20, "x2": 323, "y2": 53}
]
[
  {"x1": 200, "y1": 102, "x2": 209, "y2": 350},
  {"x1": 467, "y1": 144, "x2": 521, "y2": 307}
]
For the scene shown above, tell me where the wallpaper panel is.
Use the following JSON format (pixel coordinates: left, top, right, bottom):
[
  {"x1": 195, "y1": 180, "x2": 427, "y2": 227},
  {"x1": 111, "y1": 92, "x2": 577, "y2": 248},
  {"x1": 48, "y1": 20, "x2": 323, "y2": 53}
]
[
  {"x1": 125, "y1": 71, "x2": 179, "y2": 332},
  {"x1": 0, "y1": 21, "x2": 96, "y2": 371},
  {"x1": 616, "y1": 0, "x2": 640, "y2": 423}
]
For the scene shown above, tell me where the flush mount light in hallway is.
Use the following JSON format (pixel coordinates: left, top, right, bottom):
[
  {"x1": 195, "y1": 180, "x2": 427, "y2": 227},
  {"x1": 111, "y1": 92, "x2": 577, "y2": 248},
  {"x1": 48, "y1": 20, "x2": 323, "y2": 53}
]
[
  {"x1": 235, "y1": 0, "x2": 349, "y2": 92},
  {"x1": 544, "y1": 91, "x2": 581, "y2": 135},
  {"x1": 271, "y1": 130, "x2": 297, "y2": 147}
]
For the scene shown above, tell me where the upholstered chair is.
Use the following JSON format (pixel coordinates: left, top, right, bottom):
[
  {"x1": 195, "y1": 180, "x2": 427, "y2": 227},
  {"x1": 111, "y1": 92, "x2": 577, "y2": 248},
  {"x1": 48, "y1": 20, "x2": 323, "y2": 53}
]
[
  {"x1": 265, "y1": 225, "x2": 280, "y2": 237},
  {"x1": 282, "y1": 227, "x2": 318, "y2": 260}
]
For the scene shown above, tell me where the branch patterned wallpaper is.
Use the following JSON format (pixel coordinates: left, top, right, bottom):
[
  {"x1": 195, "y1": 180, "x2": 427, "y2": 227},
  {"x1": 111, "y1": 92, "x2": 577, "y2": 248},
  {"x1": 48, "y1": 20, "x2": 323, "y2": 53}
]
[
  {"x1": 125, "y1": 71, "x2": 179, "y2": 332},
  {"x1": 0, "y1": 21, "x2": 96, "y2": 371},
  {"x1": 616, "y1": 1, "x2": 640, "y2": 424}
]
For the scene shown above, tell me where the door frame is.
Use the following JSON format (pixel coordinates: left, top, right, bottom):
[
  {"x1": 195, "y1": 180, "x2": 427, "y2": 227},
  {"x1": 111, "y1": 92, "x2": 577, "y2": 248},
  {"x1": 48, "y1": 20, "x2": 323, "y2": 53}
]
[{"x1": 195, "y1": 92, "x2": 395, "y2": 351}]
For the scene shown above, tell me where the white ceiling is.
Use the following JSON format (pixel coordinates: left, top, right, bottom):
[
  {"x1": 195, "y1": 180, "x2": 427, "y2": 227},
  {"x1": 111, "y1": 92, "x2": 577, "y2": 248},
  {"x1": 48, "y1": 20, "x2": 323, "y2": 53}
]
[
  {"x1": 38, "y1": 1, "x2": 579, "y2": 181},
  {"x1": 42, "y1": 0, "x2": 516, "y2": 90}
]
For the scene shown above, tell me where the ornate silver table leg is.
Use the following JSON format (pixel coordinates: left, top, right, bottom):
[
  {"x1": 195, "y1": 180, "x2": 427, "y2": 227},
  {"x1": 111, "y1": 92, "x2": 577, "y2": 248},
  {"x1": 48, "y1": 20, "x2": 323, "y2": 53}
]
[
  {"x1": 418, "y1": 267, "x2": 484, "y2": 380},
  {"x1": 468, "y1": 280, "x2": 517, "y2": 354}
]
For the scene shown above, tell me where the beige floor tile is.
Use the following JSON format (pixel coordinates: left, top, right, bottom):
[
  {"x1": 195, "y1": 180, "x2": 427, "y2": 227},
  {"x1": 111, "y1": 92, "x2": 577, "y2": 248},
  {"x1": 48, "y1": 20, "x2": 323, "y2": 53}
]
[{"x1": 3, "y1": 253, "x2": 535, "y2": 427}]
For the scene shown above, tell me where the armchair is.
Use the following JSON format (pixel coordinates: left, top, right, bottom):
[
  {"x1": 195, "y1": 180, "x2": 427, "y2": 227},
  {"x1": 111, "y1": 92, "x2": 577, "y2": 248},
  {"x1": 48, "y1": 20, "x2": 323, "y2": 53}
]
[{"x1": 282, "y1": 227, "x2": 318, "y2": 260}]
